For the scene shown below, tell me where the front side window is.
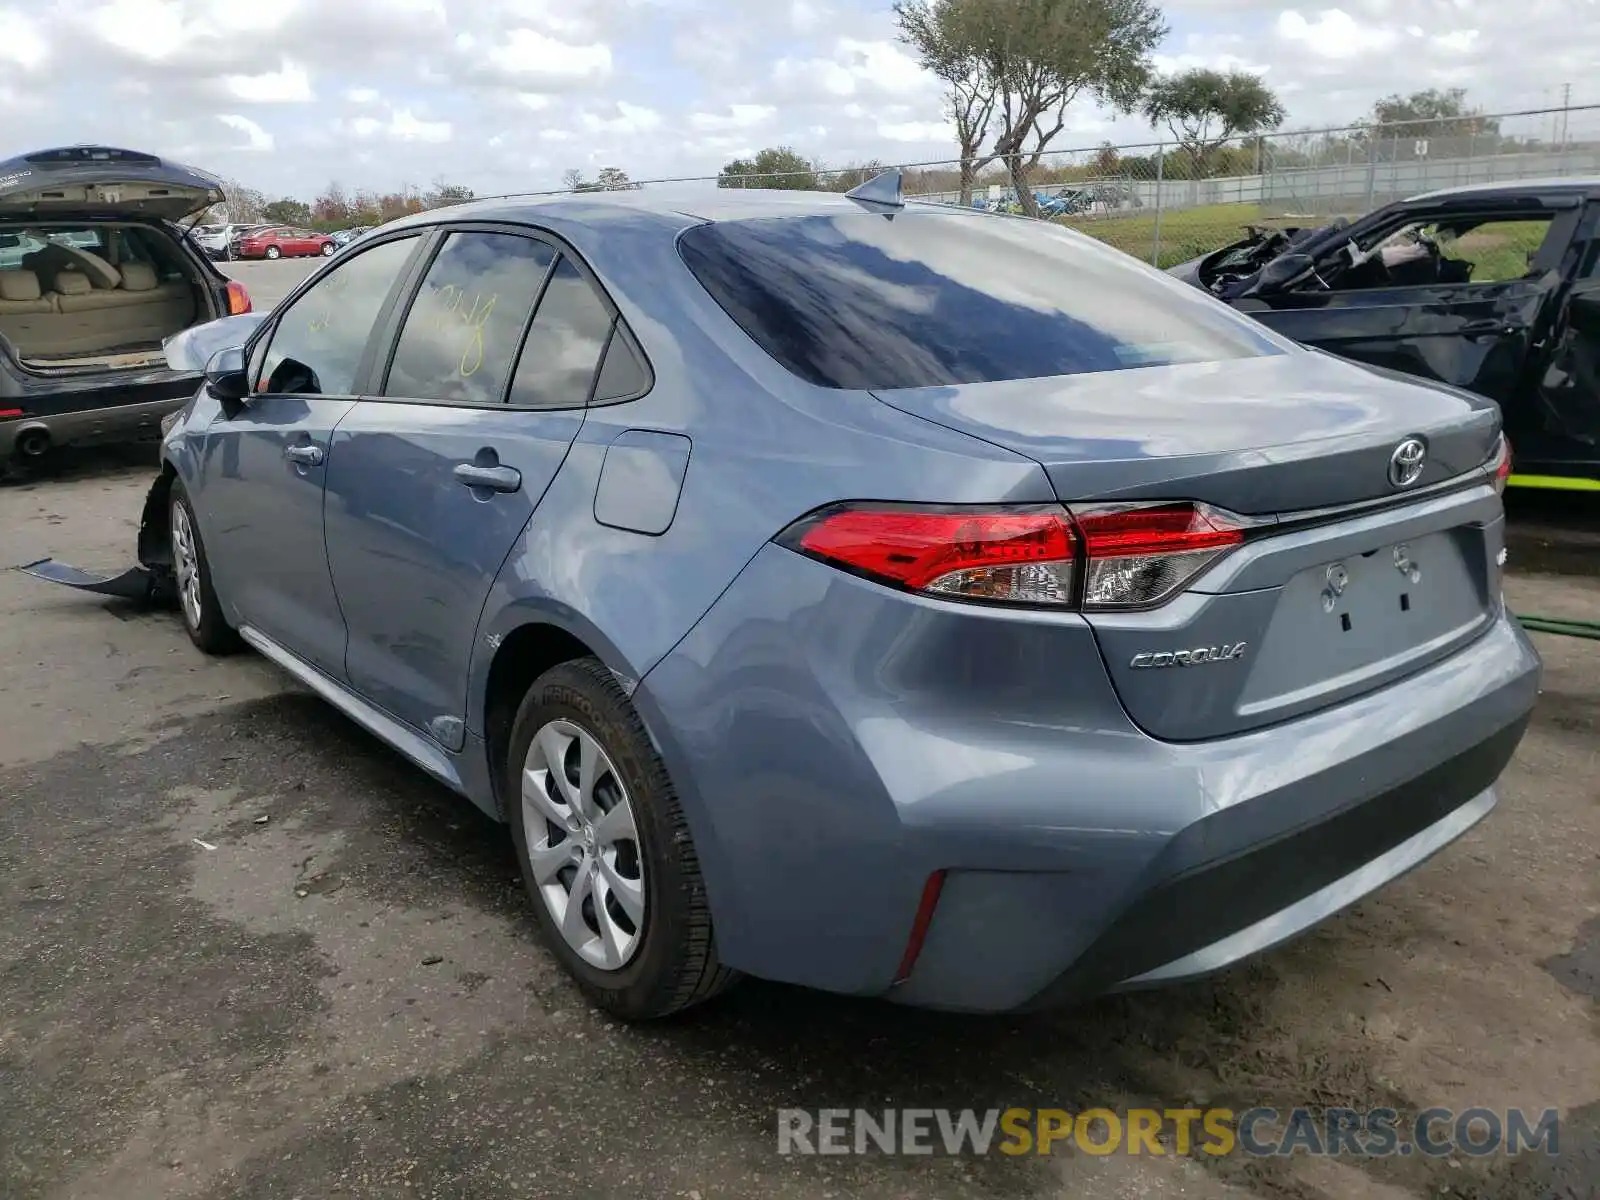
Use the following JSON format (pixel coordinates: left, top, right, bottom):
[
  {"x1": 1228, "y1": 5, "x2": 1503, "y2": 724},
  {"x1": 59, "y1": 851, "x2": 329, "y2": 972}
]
[
  {"x1": 257, "y1": 236, "x2": 418, "y2": 396},
  {"x1": 1321, "y1": 212, "x2": 1555, "y2": 290},
  {"x1": 678, "y1": 214, "x2": 1283, "y2": 390},
  {"x1": 384, "y1": 231, "x2": 556, "y2": 405}
]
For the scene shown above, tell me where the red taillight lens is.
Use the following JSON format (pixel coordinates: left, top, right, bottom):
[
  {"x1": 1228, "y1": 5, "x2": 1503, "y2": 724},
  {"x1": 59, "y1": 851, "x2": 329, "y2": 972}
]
[
  {"x1": 225, "y1": 280, "x2": 252, "y2": 315},
  {"x1": 1489, "y1": 434, "x2": 1512, "y2": 495},
  {"x1": 783, "y1": 504, "x2": 1079, "y2": 606},
  {"x1": 1073, "y1": 502, "x2": 1246, "y2": 610},
  {"x1": 0, "y1": 407, "x2": 22, "y2": 418},
  {"x1": 779, "y1": 500, "x2": 1249, "y2": 611}
]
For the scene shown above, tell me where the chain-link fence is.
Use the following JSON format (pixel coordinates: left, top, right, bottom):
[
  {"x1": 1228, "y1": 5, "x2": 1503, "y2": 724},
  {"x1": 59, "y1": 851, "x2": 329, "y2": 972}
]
[{"x1": 485, "y1": 102, "x2": 1600, "y2": 270}]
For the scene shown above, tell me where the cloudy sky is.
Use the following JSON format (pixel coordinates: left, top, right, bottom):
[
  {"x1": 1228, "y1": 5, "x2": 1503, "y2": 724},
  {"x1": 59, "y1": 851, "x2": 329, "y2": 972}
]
[{"x1": 0, "y1": 0, "x2": 1594, "y2": 201}]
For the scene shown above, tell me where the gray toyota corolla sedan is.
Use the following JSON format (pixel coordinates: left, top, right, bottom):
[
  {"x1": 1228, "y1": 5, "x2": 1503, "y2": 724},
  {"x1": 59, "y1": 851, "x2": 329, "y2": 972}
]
[{"x1": 24, "y1": 172, "x2": 1541, "y2": 1020}]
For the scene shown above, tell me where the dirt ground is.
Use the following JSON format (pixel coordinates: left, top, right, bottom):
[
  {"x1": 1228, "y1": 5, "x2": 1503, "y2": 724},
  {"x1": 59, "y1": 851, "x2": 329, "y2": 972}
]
[{"x1": 1, "y1": 447, "x2": 1597, "y2": 1200}]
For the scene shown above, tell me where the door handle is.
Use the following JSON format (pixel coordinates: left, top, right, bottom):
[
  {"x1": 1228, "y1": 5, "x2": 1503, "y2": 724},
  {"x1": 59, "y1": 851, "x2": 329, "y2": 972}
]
[
  {"x1": 284, "y1": 443, "x2": 324, "y2": 466},
  {"x1": 453, "y1": 463, "x2": 522, "y2": 493},
  {"x1": 1459, "y1": 320, "x2": 1511, "y2": 338}
]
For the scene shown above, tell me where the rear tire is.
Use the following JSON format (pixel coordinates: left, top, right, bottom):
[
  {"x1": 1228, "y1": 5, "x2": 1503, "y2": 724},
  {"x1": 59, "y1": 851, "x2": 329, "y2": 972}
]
[
  {"x1": 506, "y1": 657, "x2": 737, "y2": 1020},
  {"x1": 169, "y1": 481, "x2": 241, "y2": 655},
  {"x1": 264, "y1": 246, "x2": 280, "y2": 260}
]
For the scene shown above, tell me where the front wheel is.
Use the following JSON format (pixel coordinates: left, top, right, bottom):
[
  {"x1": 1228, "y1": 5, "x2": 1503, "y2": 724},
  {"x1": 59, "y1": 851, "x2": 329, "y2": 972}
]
[
  {"x1": 320, "y1": 241, "x2": 335, "y2": 256},
  {"x1": 506, "y1": 657, "x2": 737, "y2": 1019},
  {"x1": 169, "y1": 482, "x2": 241, "y2": 655},
  {"x1": 264, "y1": 245, "x2": 280, "y2": 260}
]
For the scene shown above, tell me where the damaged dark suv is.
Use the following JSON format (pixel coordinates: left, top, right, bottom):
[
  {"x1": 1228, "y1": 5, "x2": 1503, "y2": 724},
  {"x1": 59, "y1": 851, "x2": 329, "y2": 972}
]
[
  {"x1": 1170, "y1": 179, "x2": 1600, "y2": 492},
  {"x1": 0, "y1": 146, "x2": 253, "y2": 477}
]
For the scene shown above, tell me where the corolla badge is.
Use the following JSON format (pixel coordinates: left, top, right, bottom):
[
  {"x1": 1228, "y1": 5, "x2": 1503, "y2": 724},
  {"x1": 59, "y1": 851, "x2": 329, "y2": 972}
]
[
  {"x1": 1129, "y1": 643, "x2": 1248, "y2": 669},
  {"x1": 1388, "y1": 437, "x2": 1427, "y2": 488}
]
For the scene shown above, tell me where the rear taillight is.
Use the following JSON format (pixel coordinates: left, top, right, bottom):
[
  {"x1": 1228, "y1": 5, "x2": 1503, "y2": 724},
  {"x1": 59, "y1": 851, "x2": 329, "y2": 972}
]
[
  {"x1": 0, "y1": 407, "x2": 22, "y2": 419},
  {"x1": 1073, "y1": 502, "x2": 1247, "y2": 610},
  {"x1": 225, "y1": 280, "x2": 252, "y2": 315},
  {"x1": 777, "y1": 500, "x2": 1248, "y2": 611},
  {"x1": 783, "y1": 504, "x2": 1078, "y2": 606},
  {"x1": 1488, "y1": 434, "x2": 1512, "y2": 495}
]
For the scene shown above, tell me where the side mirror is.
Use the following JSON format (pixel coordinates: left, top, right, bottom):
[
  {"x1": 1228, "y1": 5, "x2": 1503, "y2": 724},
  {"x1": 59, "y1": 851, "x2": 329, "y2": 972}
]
[
  {"x1": 1252, "y1": 252, "x2": 1317, "y2": 294},
  {"x1": 204, "y1": 346, "x2": 250, "y2": 402}
]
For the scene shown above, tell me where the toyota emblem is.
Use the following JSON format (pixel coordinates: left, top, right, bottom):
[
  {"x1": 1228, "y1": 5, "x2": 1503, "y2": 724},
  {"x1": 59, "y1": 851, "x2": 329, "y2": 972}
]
[{"x1": 1388, "y1": 438, "x2": 1427, "y2": 488}]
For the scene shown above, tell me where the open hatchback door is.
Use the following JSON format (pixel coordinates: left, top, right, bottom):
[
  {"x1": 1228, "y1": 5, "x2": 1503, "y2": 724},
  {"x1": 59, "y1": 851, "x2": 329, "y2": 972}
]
[{"x1": 0, "y1": 146, "x2": 224, "y2": 224}]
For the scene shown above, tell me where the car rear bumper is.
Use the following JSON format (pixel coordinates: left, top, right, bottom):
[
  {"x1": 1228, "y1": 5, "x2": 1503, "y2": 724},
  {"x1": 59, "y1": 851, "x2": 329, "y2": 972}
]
[
  {"x1": 2, "y1": 390, "x2": 193, "y2": 457},
  {"x1": 636, "y1": 542, "x2": 1542, "y2": 1012}
]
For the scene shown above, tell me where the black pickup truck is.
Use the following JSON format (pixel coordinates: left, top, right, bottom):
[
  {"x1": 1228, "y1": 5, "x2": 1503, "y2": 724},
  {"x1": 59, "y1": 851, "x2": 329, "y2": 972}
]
[{"x1": 1169, "y1": 179, "x2": 1600, "y2": 492}]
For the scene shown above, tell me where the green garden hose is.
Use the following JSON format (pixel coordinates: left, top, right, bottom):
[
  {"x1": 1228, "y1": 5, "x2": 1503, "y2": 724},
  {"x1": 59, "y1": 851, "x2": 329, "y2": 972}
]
[{"x1": 1515, "y1": 614, "x2": 1600, "y2": 640}]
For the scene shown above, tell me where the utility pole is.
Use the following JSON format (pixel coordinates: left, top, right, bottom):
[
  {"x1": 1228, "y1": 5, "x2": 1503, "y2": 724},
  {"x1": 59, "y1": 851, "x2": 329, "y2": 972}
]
[{"x1": 1560, "y1": 83, "x2": 1571, "y2": 148}]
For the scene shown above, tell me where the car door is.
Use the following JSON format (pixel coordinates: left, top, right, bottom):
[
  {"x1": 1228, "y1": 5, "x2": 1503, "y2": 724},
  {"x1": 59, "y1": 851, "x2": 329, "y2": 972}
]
[
  {"x1": 1529, "y1": 210, "x2": 1600, "y2": 475},
  {"x1": 322, "y1": 226, "x2": 627, "y2": 745},
  {"x1": 197, "y1": 233, "x2": 426, "y2": 677},
  {"x1": 1243, "y1": 204, "x2": 1577, "y2": 406}
]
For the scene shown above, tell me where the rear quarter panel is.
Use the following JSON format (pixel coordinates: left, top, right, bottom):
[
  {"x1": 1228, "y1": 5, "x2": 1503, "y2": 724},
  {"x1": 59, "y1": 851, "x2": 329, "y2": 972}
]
[
  {"x1": 461, "y1": 209, "x2": 1057, "y2": 900},
  {"x1": 464, "y1": 206, "x2": 1055, "y2": 722}
]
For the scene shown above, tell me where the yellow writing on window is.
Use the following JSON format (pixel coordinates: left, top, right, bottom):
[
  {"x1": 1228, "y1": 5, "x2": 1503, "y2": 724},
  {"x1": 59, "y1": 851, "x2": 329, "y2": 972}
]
[
  {"x1": 430, "y1": 283, "x2": 499, "y2": 378},
  {"x1": 306, "y1": 279, "x2": 347, "y2": 335}
]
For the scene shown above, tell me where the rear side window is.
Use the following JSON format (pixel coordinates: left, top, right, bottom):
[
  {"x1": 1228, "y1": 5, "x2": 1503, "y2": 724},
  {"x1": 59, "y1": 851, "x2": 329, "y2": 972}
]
[
  {"x1": 506, "y1": 257, "x2": 614, "y2": 409},
  {"x1": 592, "y1": 327, "x2": 650, "y2": 402},
  {"x1": 384, "y1": 231, "x2": 556, "y2": 405},
  {"x1": 257, "y1": 236, "x2": 418, "y2": 396},
  {"x1": 677, "y1": 214, "x2": 1283, "y2": 390}
]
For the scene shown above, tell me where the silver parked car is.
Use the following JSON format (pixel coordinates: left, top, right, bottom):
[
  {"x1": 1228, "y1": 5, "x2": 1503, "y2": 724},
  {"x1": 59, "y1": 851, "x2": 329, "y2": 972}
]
[{"x1": 26, "y1": 172, "x2": 1541, "y2": 1020}]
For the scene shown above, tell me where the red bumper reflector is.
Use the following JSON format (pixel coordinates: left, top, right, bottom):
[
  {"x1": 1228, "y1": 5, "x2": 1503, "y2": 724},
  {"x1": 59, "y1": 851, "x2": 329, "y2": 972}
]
[
  {"x1": 893, "y1": 869, "x2": 947, "y2": 985},
  {"x1": 0, "y1": 407, "x2": 22, "y2": 418}
]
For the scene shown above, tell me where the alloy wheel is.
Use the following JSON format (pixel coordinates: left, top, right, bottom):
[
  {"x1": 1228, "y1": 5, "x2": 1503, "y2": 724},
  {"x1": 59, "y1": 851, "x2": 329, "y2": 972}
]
[
  {"x1": 170, "y1": 500, "x2": 202, "y2": 630},
  {"x1": 521, "y1": 719, "x2": 646, "y2": 970}
]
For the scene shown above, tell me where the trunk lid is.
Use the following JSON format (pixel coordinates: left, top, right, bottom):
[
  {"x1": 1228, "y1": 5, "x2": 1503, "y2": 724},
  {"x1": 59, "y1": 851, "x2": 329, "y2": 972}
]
[
  {"x1": 0, "y1": 146, "x2": 224, "y2": 223},
  {"x1": 873, "y1": 351, "x2": 1506, "y2": 742},
  {"x1": 870, "y1": 350, "x2": 1500, "y2": 516}
]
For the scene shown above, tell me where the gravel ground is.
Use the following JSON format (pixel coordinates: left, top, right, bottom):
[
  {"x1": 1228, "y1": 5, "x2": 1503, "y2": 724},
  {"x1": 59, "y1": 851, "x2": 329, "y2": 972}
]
[{"x1": 1, "y1": 319, "x2": 1596, "y2": 1197}]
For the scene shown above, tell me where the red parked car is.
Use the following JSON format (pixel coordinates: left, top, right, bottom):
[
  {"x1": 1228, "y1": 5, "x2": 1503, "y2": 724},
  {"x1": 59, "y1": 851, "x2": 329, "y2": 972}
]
[{"x1": 232, "y1": 226, "x2": 335, "y2": 260}]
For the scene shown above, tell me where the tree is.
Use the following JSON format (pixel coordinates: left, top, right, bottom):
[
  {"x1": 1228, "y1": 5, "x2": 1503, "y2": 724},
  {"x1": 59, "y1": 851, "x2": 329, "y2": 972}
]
[
  {"x1": 312, "y1": 180, "x2": 352, "y2": 226},
  {"x1": 262, "y1": 198, "x2": 312, "y2": 225},
  {"x1": 907, "y1": 0, "x2": 1167, "y2": 217},
  {"x1": 594, "y1": 166, "x2": 639, "y2": 191},
  {"x1": 1142, "y1": 68, "x2": 1285, "y2": 178},
  {"x1": 895, "y1": 0, "x2": 998, "y2": 206},
  {"x1": 1093, "y1": 140, "x2": 1121, "y2": 175},
  {"x1": 1370, "y1": 88, "x2": 1498, "y2": 137},
  {"x1": 1355, "y1": 89, "x2": 1501, "y2": 163},
  {"x1": 425, "y1": 178, "x2": 475, "y2": 207},
  {"x1": 717, "y1": 147, "x2": 820, "y2": 190},
  {"x1": 212, "y1": 180, "x2": 266, "y2": 223},
  {"x1": 561, "y1": 168, "x2": 596, "y2": 192},
  {"x1": 827, "y1": 160, "x2": 890, "y2": 191}
]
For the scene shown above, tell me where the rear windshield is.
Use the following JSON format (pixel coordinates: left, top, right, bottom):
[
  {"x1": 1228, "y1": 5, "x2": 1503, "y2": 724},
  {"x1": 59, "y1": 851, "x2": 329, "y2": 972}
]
[
  {"x1": 0, "y1": 227, "x2": 107, "y2": 268},
  {"x1": 677, "y1": 213, "x2": 1284, "y2": 389}
]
